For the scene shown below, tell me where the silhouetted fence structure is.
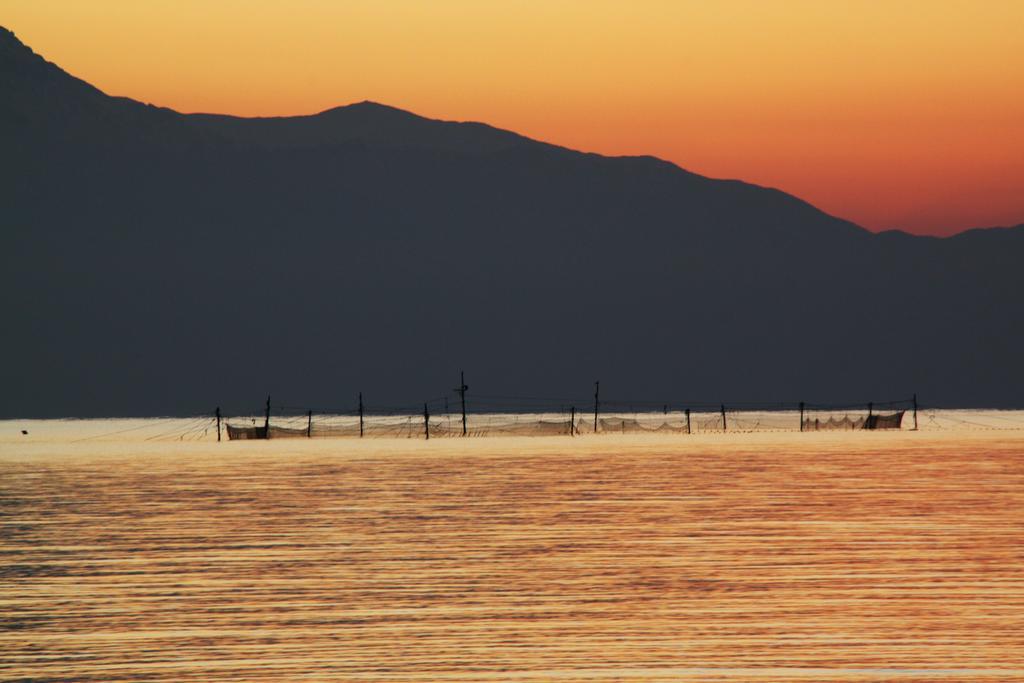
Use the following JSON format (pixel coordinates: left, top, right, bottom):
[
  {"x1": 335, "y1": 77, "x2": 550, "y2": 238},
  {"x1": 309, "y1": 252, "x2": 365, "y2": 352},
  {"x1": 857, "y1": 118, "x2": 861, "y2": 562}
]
[
  {"x1": 60, "y1": 402, "x2": 1024, "y2": 445},
  {"x1": 219, "y1": 376, "x2": 921, "y2": 441}
]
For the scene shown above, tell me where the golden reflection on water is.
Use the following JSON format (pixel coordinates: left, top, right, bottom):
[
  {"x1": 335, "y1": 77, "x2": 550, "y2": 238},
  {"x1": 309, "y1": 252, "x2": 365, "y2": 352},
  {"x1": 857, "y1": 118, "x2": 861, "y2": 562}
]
[{"x1": 2, "y1": 429, "x2": 1023, "y2": 681}]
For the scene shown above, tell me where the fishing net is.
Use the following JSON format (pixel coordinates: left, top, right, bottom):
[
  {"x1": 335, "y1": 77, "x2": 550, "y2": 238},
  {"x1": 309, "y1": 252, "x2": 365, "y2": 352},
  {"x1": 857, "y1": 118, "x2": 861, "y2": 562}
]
[{"x1": 225, "y1": 401, "x2": 912, "y2": 440}]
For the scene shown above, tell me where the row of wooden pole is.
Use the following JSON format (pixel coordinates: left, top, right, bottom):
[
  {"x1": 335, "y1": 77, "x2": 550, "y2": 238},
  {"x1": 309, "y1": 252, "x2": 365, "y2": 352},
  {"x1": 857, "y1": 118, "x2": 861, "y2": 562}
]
[{"x1": 214, "y1": 383, "x2": 918, "y2": 441}]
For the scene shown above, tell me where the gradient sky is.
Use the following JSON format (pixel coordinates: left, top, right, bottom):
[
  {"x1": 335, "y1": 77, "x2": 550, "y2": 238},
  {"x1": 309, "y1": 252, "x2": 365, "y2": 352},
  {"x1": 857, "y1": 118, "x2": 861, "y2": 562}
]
[{"x1": 4, "y1": 0, "x2": 1023, "y2": 235}]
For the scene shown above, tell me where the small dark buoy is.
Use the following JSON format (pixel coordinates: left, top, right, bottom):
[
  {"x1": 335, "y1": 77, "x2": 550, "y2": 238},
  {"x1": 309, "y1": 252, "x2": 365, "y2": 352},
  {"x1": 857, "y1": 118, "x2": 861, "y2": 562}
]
[{"x1": 21, "y1": 430, "x2": 28, "y2": 435}]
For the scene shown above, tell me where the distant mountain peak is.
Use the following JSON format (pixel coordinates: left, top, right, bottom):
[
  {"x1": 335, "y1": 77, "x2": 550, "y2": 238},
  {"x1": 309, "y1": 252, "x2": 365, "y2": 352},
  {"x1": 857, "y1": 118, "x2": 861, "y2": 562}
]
[
  {"x1": 316, "y1": 100, "x2": 423, "y2": 119},
  {"x1": 1, "y1": 25, "x2": 33, "y2": 58},
  {"x1": 0, "y1": 25, "x2": 43, "y2": 63},
  {"x1": 344, "y1": 100, "x2": 402, "y2": 110},
  {"x1": 1, "y1": 25, "x2": 110, "y2": 107}
]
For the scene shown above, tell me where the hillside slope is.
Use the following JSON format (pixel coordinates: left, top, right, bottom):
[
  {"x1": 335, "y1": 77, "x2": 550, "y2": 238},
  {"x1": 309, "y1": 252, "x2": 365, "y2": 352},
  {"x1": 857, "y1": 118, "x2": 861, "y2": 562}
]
[{"x1": 1, "y1": 27, "x2": 1021, "y2": 415}]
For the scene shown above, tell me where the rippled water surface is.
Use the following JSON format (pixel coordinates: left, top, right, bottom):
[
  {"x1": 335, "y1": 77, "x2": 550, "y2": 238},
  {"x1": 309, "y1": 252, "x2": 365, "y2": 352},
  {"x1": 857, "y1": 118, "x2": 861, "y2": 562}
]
[{"x1": 2, "y1": 425, "x2": 1023, "y2": 681}]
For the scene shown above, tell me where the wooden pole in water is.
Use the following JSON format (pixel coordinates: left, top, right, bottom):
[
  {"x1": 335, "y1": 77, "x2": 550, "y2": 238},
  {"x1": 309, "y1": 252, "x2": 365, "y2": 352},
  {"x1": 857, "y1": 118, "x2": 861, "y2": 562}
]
[
  {"x1": 686, "y1": 408, "x2": 691, "y2": 434},
  {"x1": 424, "y1": 403, "x2": 430, "y2": 440},
  {"x1": 457, "y1": 371, "x2": 468, "y2": 437},
  {"x1": 359, "y1": 392, "x2": 364, "y2": 438},
  {"x1": 799, "y1": 401, "x2": 804, "y2": 432},
  {"x1": 307, "y1": 410, "x2": 312, "y2": 438},
  {"x1": 216, "y1": 406, "x2": 221, "y2": 442},
  {"x1": 264, "y1": 395, "x2": 271, "y2": 439},
  {"x1": 570, "y1": 406, "x2": 575, "y2": 437},
  {"x1": 593, "y1": 381, "x2": 600, "y2": 434},
  {"x1": 721, "y1": 404, "x2": 727, "y2": 432},
  {"x1": 913, "y1": 394, "x2": 918, "y2": 431}
]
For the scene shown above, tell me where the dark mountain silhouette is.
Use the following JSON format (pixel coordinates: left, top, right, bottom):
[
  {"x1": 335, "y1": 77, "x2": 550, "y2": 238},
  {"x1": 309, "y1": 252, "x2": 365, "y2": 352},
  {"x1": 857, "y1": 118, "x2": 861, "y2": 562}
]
[{"x1": 2, "y1": 27, "x2": 1021, "y2": 417}]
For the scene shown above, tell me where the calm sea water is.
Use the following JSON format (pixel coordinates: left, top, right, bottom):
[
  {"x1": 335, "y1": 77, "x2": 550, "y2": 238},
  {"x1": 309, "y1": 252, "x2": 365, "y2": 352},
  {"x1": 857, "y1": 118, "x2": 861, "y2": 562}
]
[{"x1": 2, "y1": 423, "x2": 1023, "y2": 681}]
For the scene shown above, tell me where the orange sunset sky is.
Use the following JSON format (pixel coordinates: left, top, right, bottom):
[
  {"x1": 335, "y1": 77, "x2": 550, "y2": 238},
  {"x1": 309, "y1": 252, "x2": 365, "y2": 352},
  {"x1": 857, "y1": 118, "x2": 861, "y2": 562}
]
[{"x1": 4, "y1": 0, "x2": 1023, "y2": 235}]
